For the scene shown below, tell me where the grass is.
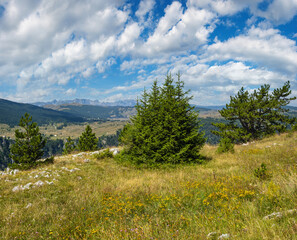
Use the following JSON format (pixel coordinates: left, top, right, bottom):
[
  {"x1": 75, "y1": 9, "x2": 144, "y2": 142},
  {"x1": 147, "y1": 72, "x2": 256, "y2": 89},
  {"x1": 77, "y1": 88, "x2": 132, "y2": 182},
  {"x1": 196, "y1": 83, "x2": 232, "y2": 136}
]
[{"x1": 0, "y1": 132, "x2": 297, "y2": 239}]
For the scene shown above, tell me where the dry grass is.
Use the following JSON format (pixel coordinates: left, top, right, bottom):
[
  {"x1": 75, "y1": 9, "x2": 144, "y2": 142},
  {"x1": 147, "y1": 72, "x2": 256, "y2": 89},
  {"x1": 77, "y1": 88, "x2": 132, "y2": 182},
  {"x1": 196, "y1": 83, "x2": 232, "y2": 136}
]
[{"x1": 0, "y1": 131, "x2": 297, "y2": 239}]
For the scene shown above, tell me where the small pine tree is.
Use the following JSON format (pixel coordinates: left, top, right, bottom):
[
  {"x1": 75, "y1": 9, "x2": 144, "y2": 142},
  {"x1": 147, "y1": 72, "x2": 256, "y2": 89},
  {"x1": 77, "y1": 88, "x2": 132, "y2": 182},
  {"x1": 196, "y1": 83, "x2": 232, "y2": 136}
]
[
  {"x1": 217, "y1": 137, "x2": 234, "y2": 154},
  {"x1": 119, "y1": 73, "x2": 206, "y2": 166},
  {"x1": 10, "y1": 113, "x2": 46, "y2": 167},
  {"x1": 212, "y1": 82, "x2": 296, "y2": 143},
  {"x1": 77, "y1": 125, "x2": 98, "y2": 151},
  {"x1": 63, "y1": 137, "x2": 76, "y2": 155}
]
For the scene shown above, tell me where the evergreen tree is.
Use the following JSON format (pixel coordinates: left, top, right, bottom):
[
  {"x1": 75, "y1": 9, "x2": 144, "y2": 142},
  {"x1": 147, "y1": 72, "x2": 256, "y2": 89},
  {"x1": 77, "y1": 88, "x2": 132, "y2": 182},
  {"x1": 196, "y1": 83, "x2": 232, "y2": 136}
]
[
  {"x1": 212, "y1": 81, "x2": 296, "y2": 143},
  {"x1": 63, "y1": 137, "x2": 76, "y2": 155},
  {"x1": 119, "y1": 73, "x2": 205, "y2": 166},
  {"x1": 10, "y1": 113, "x2": 46, "y2": 167},
  {"x1": 77, "y1": 125, "x2": 98, "y2": 151}
]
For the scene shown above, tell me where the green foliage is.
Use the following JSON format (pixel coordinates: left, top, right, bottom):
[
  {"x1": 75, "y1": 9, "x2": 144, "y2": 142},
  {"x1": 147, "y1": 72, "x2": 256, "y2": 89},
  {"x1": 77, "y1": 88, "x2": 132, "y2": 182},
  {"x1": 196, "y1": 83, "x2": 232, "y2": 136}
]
[
  {"x1": 9, "y1": 156, "x2": 54, "y2": 170},
  {"x1": 63, "y1": 137, "x2": 76, "y2": 155},
  {"x1": 0, "y1": 137, "x2": 12, "y2": 170},
  {"x1": 254, "y1": 163, "x2": 272, "y2": 180},
  {"x1": 212, "y1": 81, "x2": 296, "y2": 143},
  {"x1": 98, "y1": 130, "x2": 121, "y2": 148},
  {"x1": 94, "y1": 148, "x2": 114, "y2": 160},
  {"x1": 217, "y1": 137, "x2": 234, "y2": 154},
  {"x1": 77, "y1": 125, "x2": 98, "y2": 151},
  {"x1": 9, "y1": 113, "x2": 46, "y2": 168},
  {"x1": 119, "y1": 73, "x2": 206, "y2": 166}
]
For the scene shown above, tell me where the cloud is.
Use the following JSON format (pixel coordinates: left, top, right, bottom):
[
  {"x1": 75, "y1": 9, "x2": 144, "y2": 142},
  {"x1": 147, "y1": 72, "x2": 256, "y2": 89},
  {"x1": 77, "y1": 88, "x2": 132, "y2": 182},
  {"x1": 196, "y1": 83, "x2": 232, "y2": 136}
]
[
  {"x1": 0, "y1": 0, "x2": 296, "y2": 105},
  {"x1": 117, "y1": 22, "x2": 141, "y2": 53},
  {"x1": 96, "y1": 58, "x2": 116, "y2": 73},
  {"x1": 139, "y1": 2, "x2": 215, "y2": 57},
  {"x1": 135, "y1": 0, "x2": 155, "y2": 21},
  {"x1": 187, "y1": 0, "x2": 262, "y2": 16},
  {"x1": 65, "y1": 88, "x2": 77, "y2": 96},
  {"x1": 257, "y1": 0, "x2": 297, "y2": 25},
  {"x1": 204, "y1": 27, "x2": 297, "y2": 74},
  {"x1": 0, "y1": 0, "x2": 128, "y2": 84}
]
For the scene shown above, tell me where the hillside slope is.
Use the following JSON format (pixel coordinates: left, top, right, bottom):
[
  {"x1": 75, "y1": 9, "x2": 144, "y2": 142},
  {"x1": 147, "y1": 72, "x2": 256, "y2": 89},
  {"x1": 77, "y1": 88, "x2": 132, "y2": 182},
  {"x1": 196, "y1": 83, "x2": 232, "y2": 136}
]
[
  {"x1": 0, "y1": 99, "x2": 84, "y2": 126},
  {"x1": 0, "y1": 132, "x2": 297, "y2": 239}
]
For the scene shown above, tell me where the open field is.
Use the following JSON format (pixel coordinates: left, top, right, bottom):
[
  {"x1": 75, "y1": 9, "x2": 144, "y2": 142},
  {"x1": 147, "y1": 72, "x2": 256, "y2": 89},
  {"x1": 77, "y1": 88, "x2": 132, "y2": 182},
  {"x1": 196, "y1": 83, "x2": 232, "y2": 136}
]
[
  {"x1": 0, "y1": 121, "x2": 127, "y2": 140},
  {"x1": 0, "y1": 132, "x2": 297, "y2": 239}
]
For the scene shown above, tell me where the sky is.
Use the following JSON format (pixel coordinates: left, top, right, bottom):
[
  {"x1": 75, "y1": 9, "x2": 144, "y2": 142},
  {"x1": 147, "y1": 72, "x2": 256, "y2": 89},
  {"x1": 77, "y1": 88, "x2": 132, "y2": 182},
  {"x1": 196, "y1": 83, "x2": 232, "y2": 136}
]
[{"x1": 0, "y1": 0, "x2": 297, "y2": 106}]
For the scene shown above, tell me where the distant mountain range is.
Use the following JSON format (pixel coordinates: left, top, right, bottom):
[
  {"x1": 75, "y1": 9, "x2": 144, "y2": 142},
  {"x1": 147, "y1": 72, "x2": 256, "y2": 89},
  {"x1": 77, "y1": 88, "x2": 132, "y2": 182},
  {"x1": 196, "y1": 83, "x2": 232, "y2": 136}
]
[{"x1": 33, "y1": 99, "x2": 137, "y2": 107}]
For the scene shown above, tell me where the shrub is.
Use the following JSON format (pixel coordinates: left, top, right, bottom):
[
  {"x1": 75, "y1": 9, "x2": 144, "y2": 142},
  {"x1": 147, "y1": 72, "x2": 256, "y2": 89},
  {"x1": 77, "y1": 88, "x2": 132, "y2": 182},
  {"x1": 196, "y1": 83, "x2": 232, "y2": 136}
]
[
  {"x1": 254, "y1": 163, "x2": 272, "y2": 180},
  {"x1": 9, "y1": 156, "x2": 54, "y2": 170},
  {"x1": 217, "y1": 137, "x2": 234, "y2": 154},
  {"x1": 63, "y1": 137, "x2": 76, "y2": 155}
]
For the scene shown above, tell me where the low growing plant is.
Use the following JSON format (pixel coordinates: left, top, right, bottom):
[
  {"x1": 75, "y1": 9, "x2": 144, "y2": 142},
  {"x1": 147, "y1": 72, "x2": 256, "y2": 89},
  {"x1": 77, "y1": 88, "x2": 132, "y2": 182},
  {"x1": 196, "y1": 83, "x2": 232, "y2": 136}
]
[
  {"x1": 254, "y1": 163, "x2": 272, "y2": 180},
  {"x1": 217, "y1": 137, "x2": 234, "y2": 153}
]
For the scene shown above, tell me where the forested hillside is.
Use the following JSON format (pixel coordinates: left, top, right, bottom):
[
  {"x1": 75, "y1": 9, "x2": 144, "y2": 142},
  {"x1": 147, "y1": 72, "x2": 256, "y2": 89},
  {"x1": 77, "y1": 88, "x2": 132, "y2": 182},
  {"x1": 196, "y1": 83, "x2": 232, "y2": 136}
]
[{"x1": 0, "y1": 99, "x2": 84, "y2": 126}]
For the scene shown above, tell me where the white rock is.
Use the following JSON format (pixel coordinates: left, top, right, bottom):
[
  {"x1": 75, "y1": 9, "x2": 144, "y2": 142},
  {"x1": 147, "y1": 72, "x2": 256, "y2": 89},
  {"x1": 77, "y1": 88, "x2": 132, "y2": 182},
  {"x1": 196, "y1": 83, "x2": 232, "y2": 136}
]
[
  {"x1": 25, "y1": 203, "x2": 32, "y2": 208},
  {"x1": 45, "y1": 181, "x2": 54, "y2": 185},
  {"x1": 23, "y1": 183, "x2": 33, "y2": 189},
  {"x1": 207, "y1": 232, "x2": 217, "y2": 238},
  {"x1": 84, "y1": 159, "x2": 90, "y2": 163},
  {"x1": 112, "y1": 149, "x2": 119, "y2": 155},
  {"x1": 218, "y1": 234, "x2": 230, "y2": 239},
  {"x1": 34, "y1": 180, "x2": 44, "y2": 187},
  {"x1": 263, "y1": 209, "x2": 297, "y2": 220},
  {"x1": 12, "y1": 185, "x2": 22, "y2": 192},
  {"x1": 90, "y1": 151, "x2": 100, "y2": 155}
]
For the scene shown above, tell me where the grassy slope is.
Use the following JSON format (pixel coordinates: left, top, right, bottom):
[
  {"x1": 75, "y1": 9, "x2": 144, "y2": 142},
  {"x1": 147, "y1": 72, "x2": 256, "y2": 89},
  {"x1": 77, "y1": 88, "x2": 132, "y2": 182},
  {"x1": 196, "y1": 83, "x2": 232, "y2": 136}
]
[{"x1": 0, "y1": 132, "x2": 297, "y2": 239}]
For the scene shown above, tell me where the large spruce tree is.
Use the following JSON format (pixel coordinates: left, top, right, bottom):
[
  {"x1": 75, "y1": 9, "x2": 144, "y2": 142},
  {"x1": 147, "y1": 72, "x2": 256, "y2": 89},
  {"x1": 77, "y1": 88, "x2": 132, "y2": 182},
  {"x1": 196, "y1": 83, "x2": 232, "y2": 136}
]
[
  {"x1": 119, "y1": 73, "x2": 205, "y2": 166},
  {"x1": 10, "y1": 113, "x2": 46, "y2": 167},
  {"x1": 212, "y1": 81, "x2": 296, "y2": 143},
  {"x1": 77, "y1": 125, "x2": 98, "y2": 151}
]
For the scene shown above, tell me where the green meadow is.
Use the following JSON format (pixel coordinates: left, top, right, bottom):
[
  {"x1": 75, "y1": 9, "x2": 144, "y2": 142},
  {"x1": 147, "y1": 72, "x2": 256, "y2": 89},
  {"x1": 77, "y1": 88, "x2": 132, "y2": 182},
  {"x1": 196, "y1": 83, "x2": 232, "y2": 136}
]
[{"x1": 0, "y1": 131, "x2": 297, "y2": 239}]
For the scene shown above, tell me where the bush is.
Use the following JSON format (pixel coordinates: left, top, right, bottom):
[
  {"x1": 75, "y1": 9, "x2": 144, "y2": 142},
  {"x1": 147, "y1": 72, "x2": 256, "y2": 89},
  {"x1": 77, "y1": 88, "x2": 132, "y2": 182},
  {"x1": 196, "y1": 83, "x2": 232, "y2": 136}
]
[
  {"x1": 254, "y1": 163, "x2": 272, "y2": 180},
  {"x1": 217, "y1": 137, "x2": 234, "y2": 153},
  {"x1": 9, "y1": 156, "x2": 54, "y2": 170},
  {"x1": 63, "y1": 137, "x2": 76, "y2": 155}
]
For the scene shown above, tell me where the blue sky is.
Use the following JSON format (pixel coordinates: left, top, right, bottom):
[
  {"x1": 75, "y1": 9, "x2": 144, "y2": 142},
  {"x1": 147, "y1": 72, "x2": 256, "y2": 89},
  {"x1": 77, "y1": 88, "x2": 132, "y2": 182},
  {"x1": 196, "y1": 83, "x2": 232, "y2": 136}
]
[{"x1": 0, "y1": 0, "x2": 297, "y2": 106}]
